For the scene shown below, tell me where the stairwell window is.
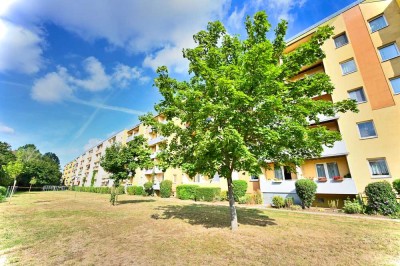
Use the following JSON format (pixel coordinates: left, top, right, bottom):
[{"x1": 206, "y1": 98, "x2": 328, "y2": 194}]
[
  {"x1": 379, "y1": 43, "x2": 400, "y2": 61},
  {"x1": 368, "y1": 158, "x2": 390, "y2": 178},
  {"x1": 340, "y1": 59, "x2": 357, "y2": 75},
  {"x1": 333, "y1": 33, "x2": 349, "y2": 48},
  {"x1": 390, "y1": 76, "x2": 400, "y2": 95},
  {"x1": 348, "y1": 88, "x2": 367, "y2": 103},
  {"x1": 357, "y1": 121, "x2": 377, "y2": 139},
  {"x1": 368, "y1": 15, "x2": 388, "y2": 33}
]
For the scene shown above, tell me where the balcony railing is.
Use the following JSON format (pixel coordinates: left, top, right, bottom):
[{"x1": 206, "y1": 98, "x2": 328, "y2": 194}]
[
  {"x1": 144, "y1": 167, "x2": 163, "y2": 175},
  {"x1": 320, "y1": 140, "x2": 348, "y2": 158},
  {"x1": 307, "y1": 114, "x2": 339, "y2": 124},
  {"x1": 148, "y1": 136, "x2": 165, "y2": 146}
]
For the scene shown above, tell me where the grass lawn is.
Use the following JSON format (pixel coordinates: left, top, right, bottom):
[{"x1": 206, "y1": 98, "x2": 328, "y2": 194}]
[{"x1": 1, "y1": 192, "x2": 399, "y2": 265}]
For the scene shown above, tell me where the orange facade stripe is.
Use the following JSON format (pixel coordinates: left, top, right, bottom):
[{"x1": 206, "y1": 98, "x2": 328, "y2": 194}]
[{"x1": 343, "y1": 6, "x2": 395, "y2": 110}]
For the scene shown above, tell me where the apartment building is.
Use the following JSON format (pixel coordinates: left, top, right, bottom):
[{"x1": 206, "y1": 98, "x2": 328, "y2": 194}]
[{"x1": 62, "y1": 0, "x2": 399, "y2": 206}]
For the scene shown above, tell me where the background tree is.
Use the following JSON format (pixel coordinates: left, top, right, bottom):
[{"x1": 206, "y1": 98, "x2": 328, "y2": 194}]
[
  {"x1": 0, "y1": 141, "x2": 16, "y2": 186},
  {"x1": 3, "y1": 160, "x2": 24, "y2": 201},
  {"x1": 100, "y1": 136, "x2": 153, "y2": 205},
  {"x1": 29, "y1": 177, "x2": 37, "y2": 192},
  {"x1": 43, "y1": 152, "x2": 61, "y2": 166},
  {"x1": 141, "y1": 12, "x2": 357, "y2": 230}
]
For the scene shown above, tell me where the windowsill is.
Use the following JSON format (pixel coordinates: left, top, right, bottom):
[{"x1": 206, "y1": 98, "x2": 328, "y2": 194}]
[
  {"x1": 394, "y1": 92, "x2": 400, "y2": 96},
  {"x1": 360, "y1": 136, "x2": 378, "y2": 140},
  {"x1": 342, "y1": 70, "x2": 357, "y2": 76},
  {"x1": 381, "y1": 55, "x2": 400, "y2": 62},
  {"x1": 371, "y1": 175, "x2": 391, "y2": 179},
  {"x1": 356, "y1": 101, "x2": 367, "y2": 104},
  {"x1": 370, "y1": 25, "x2": 389, "y2": 33},
  {"x1": 335, "y1": 43, "x2": 349, "y2": 49},
  {"x1": 249, "y1": 179, "x2": 259, "y2": 182}
]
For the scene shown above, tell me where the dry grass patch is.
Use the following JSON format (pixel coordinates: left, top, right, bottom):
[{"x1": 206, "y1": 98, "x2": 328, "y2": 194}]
[{"x1": 1, "y1": 191, "x2": 399, "y2": 265}]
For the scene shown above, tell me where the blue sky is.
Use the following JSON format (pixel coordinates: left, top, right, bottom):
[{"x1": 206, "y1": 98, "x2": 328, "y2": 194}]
[{"x1": 0, "y1": 0, "x2": 356, "y2": 167}]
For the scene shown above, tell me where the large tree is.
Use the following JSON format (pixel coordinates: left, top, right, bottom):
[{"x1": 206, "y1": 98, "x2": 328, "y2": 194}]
[
  {"x1": 141, "y1": 12, "x2": 357, "y2": 230},
  {"x1": 0, "y1": 141, "x2": 16, "y2": 186},
  {"x1": 101, "y1": 135, "x2": 153, "y2": 205}
]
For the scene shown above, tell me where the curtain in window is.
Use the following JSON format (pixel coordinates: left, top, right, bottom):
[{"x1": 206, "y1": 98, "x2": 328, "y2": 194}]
[
  {"x1": 341, "y1": 60, "x2": 356, "y2": 74},
  {"x1": 379, "y1": 44, "x2": 399, "y2": 61},
  {"x1": 369, "y1": 160, "x2": 389, "y2": 175},
  {"x1": 370, "y1": 17, "x2": 387, "y2": 32},
  {"x1": 274, "y1": 167, "x2": 283, "y2": 180},
  {"x1": 335, "y1": 34, "x2": 348, "y2": 48},
  {"x1": 327, "y1": 163, "x2": 340, "y2": 178},
  {"x1": 316, "y1": 164, "x2": 326, "y2": 177}
]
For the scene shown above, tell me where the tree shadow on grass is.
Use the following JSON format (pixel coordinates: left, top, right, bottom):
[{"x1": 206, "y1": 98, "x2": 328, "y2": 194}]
[
  {"x1": 117, "y1": 199, "x2": 156, "y2": 205},
  {"x1": 151, "y1": 204, "x2": 276, "y2": 228}
]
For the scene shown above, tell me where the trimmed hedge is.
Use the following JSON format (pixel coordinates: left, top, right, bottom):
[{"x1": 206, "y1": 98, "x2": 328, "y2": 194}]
[
  {"x1": 126, "y1": 186, "x2": 144, "y2": 195},
  {"x1": 72, "y1": 186, "x2": 111, "y2": 194},
  {"x1": 233, "y1": 180, "x2": 247, "y2": 202},
  {"x1": 393, "y1": 179, "x2": 400, "y2": 195},
  {"x1": 176, "y1": 185, "x2": 199, "y2": 200},
  {"x1": 195, "y1": 187, "x2": 221, "y2": 202},
  {"x1": 295, "y1": 179, "x2": 317, "y2": 209},
  {"x1": 160, "y1": 180, "x2": 173, "y2": 198},
  {"x1": 365, "y1": 181, "x2": 398, "y2": 216}
]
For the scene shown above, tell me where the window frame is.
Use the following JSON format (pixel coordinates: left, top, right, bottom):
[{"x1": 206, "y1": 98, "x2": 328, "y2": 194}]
[
  {"x1": 389, "y1": 76, "x2": 400, "y2": 95},
  {"x1": 378, "y1": 43, "x2": 400, "y2": 62},
  {"x1": 315, "y1": 162, "x2": 340, "y2": 179},
  {"x1": 357, "y1": 120, "x2": 378, "y2": 139},
  {"x1": 274, "y1": 166, "x2": 284, "y2": 180},
  {"x1": 333, "y1": 33, "x2": 349, "y2": 49},
  {"x1": 340, "y1": 58, "x2": 357, "y2": 75},
  {"x1": 348, "y1": 87, "x2": 367, "y2": 104},
  {"x1": 367, "y1": 158, "x2": 391, "y2": 178},
  {"x1": 368, "y1": 14, "x2": 388, "y2": 33}
]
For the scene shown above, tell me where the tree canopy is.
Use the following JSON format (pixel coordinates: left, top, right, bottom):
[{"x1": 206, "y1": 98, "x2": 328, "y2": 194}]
[
  {"x1": 141, "y1": 11, "x2": 357, "y2": 230},
  {"x1": 0, "y1": 141, "x2": 16, "y2": 186}
]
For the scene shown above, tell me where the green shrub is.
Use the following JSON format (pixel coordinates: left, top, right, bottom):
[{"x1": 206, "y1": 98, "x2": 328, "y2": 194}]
[
  {"x1": 343, "y1": 198, "x2": 362, "y2": 214},
  {"x1": 0, "y1": 186, "x2": 6, "y2": 196},
  {"x1": 290, "y1": 205, "x2": 302, "y2": 211},
  {"x1": 160, "y1": 180, "x2": 173, "y2": 198},
  {"x1": 393, "y1": 179, "x2": 400, "y2": 195},
  {"x1": 126, "y1": 186, "x2": 135, "y2": 195},
  {"x1": 195, "y1": 187, "x2": 221, "y2": 202},
  {"x1": 133, "y1": 186, "x2": 144, "y2": 195},
  {"x1": 295, "y1": 179, "x2": 317, "y2": 209},
  {"x1": 238, "y1": 195, "x2": 247, "y2": 204},
  {"x1": 220, "y1": 191, "x2": 228, "y2": 201},
  {"x1": 176, "y1": 184, "x2": 199, "y2": 200},
  {"x1": 144, "y1": 182, "x2": 154, "y2": 196},
  {"x1": 285, "y1": 197, "x2": 294, "y2": 208},
  {"x1": 252, "y1": 191, "x2": 263, "y2": 205},
  {"x1": 365, "y1": 181, "x2": 399, "y2": 216},
  {"x1": 233, "y1": 180, "x2": 247, "y2": 202},
  {"x1": 272, "y1": 195, "x2": 285, "y2": 208}
]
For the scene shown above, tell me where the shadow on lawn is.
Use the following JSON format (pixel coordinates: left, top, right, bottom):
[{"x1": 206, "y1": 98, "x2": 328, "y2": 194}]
[
  {"x1": 118, "y1": 199, "x2": 156, "y2": 205},
  {"x1": 151, "y1": 204, "x2": 276, "y2": 228}
]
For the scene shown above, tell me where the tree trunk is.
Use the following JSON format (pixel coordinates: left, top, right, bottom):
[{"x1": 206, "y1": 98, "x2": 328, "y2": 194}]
[
  {"x1": 29, "y1": 184, "x2": 32, "y2": 192},
  {"x1": 226, "y1": 175, "x2": 238, "y2": 231}
]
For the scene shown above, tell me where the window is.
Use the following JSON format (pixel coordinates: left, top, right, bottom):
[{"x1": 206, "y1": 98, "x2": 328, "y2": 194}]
[
  {"x1": 334, "y1": 33, "x2": 349, "y2": 48},
  {"x1": 379, "y1": 43, "x2": 400, "y2": 61},
  {"x1": 250, "y1": 175, "x2": 259, "y2": 181},
  {"x1": 274, "y1": 166, "x2": 283, "y2": 180},
  {"x1": 369, "y1": 15, "x2": 388, "y2": 32},
  {"x1": 368, "y1": 158, "x2": 390, "y2": 177},
  {"x1": 357, "y1": 121, "x2": 377, "y2": 138},
  {"x1": 390, "y1": 77, "x2": 400, "y2": 94},
  {"x1": 340, "y1": 59, "x2": 357, "y2": 75},
  {"x1": 316, "y1": 162, "x2": 340, "y2": 179},
  {"x1": 348, "y1": 88, "x2": 367, "y2": 103}
]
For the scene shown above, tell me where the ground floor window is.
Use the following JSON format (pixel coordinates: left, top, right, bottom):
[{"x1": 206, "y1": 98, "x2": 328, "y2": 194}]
[
  {"x1": 368, "y1": 158, "x2": 390, "y2": 177},
  {"x1": 316, "y1": 162, "x2": 340, "y2": 179},
  {"x1": 274, "y1": 167, "x2": 284, "y2": 180}
]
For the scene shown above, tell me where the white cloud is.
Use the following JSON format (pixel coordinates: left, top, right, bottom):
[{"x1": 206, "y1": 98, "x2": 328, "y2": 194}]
[
  {"x1": 0, "y1": 123, "x2": 15, "y2": 134},
  {"x1": 254, "y1": 0, "x2": 307, "y2": 22},
  {"x1": 227, "y1": 6, "x2": 247, "y2": 30},
  {"x1": 84, "y1": 138, "x2": 102, "y2": 151},
  {"x1": 32, "y1": 57, "x2": 148, "y2": 103},
  {"x1": 0, "y1": 19, "x2": 43, "y2": 74}
]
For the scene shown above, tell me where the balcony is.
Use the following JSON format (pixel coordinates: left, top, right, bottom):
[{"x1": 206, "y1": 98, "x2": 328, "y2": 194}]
[
  {"x1": 144, "y1": 167, "x2": 163, "y2": 175},
  {"x1": 308, "y1": 114, "x2": 339, "y2": 125},
  {"x1": 150, "y1": 151, "x2": 160, "y2": 159},
  {"x1": 148, "y1": 136, "x2": 165, "y2": 146},
  {"x1": 320, "y1": 140, "x2": 348, "y2": 158}
]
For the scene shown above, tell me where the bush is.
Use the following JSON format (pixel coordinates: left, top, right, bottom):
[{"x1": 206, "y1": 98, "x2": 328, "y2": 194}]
[
  {"x1": 0, "y1": 186, "x2": 6, "y2": 196},
  {"x1": 285, "y1": 197, "x2": 294, "y2": 208},
  {"x1": 176, "y1": 185, "x2": 199, "y2": 200},
  {"x1": 233, "y1": 180, "x2": 247, "y2": 202},
  {"x1": 295, "y1": 179, "x2": 317, "y2": 209},
  {"x1": 272, "y1": 195, "x2": 285, "y2": 208},
  {"x1": 126, "y1": 186, "x2": 135, "y2": 195},
  {"x1": 117, "y1": 186, "x2": 125, "y2": 195},
  {"x1": 238, "y1": 195, "x2": 248, "y2": 204},
  {"x1": 195, "y1": 187, "x2": 221, "y2": 202},
  {"x1": 365, "y1": 181, "x2": 398, "y2": 216},
  {"x1": 393, "y1": 179, "x2": 400, "y2": 195},
  {"x1": 220, "y1": 191, "x2": 228, "y2": 201},
  {"x1": 144, "y1": 182, "x2": 154, "y2": 196},
  {"x1": 160, "y1": 180, "x2": 173, "y2": 198},
  {"x1": 133, "y1": 186, "x2": 144, "y2": 195},
  {"x1": 290, "y1": 205, "x2": 302, "y2": 211},
  {"x1": 343, "y1": 198, "x2": 362, "y2": 214}
]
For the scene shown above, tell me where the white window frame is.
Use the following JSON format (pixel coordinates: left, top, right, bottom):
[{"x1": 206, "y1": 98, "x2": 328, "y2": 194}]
[
  {"x1": 250, "y1": 175, "x2": 259, "y2": 182},
  {"x1": 368, "y1": 15, "x2": 388, "y2": 33},
  {"x1": 378, "y1": 43, "x2": 400, "y2": 62},
  {"x1": 340, "y1": 59, "x2": 357, "y2": 75},
  {"x1": 367, "y1": 158, "x2": 391, "y2": 178},
  {"x1": 390, "y1": 76, "x2": 400, "y2": 95},
  {"x1": 348, "y1": 87, "x2": 367, "y2": 104},
  {"x1": 333, "y1": 33, "x2": 349, "y2": 49},
  {"x1": 315, "y1": 162, "x2": 340, "y2": 179},
  {"x1": 357, "y1": 120, "x2": 378, "y2": 139},
  {"x1": 274, "y1": 166, "x2": 284, "y2": 180}
]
